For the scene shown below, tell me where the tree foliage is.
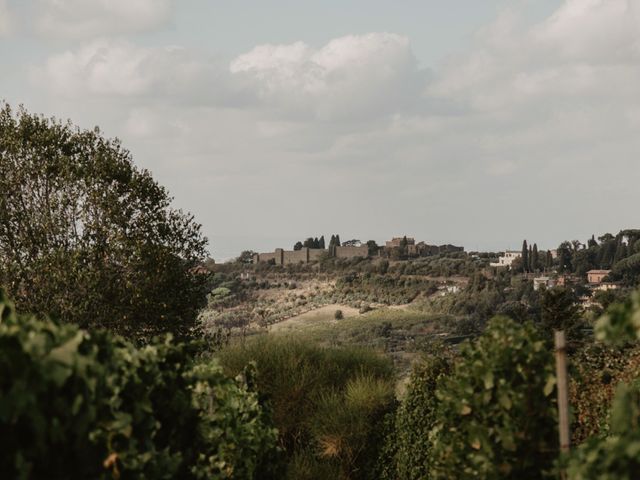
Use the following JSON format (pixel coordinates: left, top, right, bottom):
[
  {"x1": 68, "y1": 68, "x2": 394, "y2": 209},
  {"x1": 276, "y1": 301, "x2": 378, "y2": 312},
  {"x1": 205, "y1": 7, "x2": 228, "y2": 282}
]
[
  {"x1": 0, "y1": 290, "x2": 280, "y2": 479},
  {"x1": 429, "y1": 317, "x2": 558, "y2": 479},
  {"x1": 0, "y1": 104, "x2": 209, "y2": 339}
]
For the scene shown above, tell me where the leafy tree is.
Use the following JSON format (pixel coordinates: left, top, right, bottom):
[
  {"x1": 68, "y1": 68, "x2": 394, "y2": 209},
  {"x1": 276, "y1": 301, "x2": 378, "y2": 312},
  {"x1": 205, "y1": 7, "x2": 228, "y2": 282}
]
[
  {"x1": 0, "y1": 104, "x2": 208, "y2": 339},
  {"x1": 237, "y1": 250, "x2": 256, "y2": 264},
  {"x1": 611, "y1": 253, "x2": 640, "y2": 286},
  {"x1": 557, "y1": 241, "x2": 573, "y2": 273},
  {"x1": 293, "y1": 241, "x2": 304, "y2": 251},
  {"x1": 367, "y1": 240, "x2": 379, "y2": 256},
  {"x1": 539, "y1": 287, "x2": 583, "y2": 340},
  {"x1": 303, "y1": 237, "x2": 315, "y2": 248},
  {"x1": 614, "y1": 243, "x2": 629, "y2": 264},
  {"x1": 588, "y1": 234, "x2": 598, "y2": 248}
]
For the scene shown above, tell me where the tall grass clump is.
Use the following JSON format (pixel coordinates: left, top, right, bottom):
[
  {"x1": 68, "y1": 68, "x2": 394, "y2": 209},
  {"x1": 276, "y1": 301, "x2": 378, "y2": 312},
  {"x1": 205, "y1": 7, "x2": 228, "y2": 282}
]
[{"x1": 217, "y1": 336, "x2": 395, "y2": 479}]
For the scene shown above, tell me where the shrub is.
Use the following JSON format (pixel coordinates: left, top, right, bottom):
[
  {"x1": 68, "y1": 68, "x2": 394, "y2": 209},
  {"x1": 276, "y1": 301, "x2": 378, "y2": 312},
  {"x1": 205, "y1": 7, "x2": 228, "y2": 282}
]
[
  {"x1": 0, "y1": 291, "x2": 279, "y2": 479},
  {"x1": 334, "y1": 309, "x2": 344, "y2": 320},
  {"x1": 429, "y1": 316, "x2": 558, "y2": 479},
  {"x1": 567, "y1": 293, "x2": 640, "y2": 479},
  {"x1": 566, "y1": 382, "x2": 640, "y2": 480},
  {"x1": 311, "y1": 375, "x2": 395, "y2": 479},
  {"x1": 216, "y1": 337, "x2": 394, "y2": 479},
  {"x1": 381, "y1": 354, "x2": 451, "y2": 480}
]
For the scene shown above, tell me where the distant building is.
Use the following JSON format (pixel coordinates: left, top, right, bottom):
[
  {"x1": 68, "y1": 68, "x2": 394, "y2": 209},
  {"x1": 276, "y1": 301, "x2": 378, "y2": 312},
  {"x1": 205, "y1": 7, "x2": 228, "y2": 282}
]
[
  {"x1": 386, "y1": 237, "x2": 418, "y2": 255},
  {"x1": 490, "y1": 251, "x2": 521, "y2": 268},
  {"x1": 533, "y1": 276, "x2": 556, "y2": 291},
  {"x1": 593, "y1": 282, "x2": 620, "y2": 292},
  {"x1": 587, "y1": 270, "x2": 611, "y2": 284},
  {"x1": 384, "y1": 237, "x2": 463, "y2": 256},
  {"x1": 386, "y1": 237, "x2": 415, "y2": 248}
]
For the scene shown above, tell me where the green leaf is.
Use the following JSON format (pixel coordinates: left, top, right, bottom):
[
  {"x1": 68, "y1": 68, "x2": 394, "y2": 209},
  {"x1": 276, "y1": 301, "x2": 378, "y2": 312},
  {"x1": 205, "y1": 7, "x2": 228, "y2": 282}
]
[
  {"x1": 483, "y1": 371, "x2": 494, "y2": 390},
  {"x1": 543, "y1": 375, "x2": 556, "y2": 397}
]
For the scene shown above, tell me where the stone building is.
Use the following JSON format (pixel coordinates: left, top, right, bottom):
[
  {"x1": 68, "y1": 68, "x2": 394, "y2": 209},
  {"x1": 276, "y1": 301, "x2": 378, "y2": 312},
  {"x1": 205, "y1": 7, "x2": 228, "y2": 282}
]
[{"x1": 587, "y1": 270, "x2": 611, "y2": 284}]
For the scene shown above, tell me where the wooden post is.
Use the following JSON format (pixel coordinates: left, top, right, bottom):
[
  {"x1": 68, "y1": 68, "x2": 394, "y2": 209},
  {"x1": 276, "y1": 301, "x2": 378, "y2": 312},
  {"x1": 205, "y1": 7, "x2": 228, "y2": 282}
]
[{"x1": 555, "y1": 331, "x2": 570, "y2": 458}]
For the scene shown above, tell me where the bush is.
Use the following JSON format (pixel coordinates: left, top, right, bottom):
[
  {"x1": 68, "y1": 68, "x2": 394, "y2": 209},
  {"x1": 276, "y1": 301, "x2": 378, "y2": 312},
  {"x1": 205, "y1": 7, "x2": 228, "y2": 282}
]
[
  {"x1": 566, "y1": 382, "x2": 640, "y2": 480},
  {"x1": 381, "y1": 354, "x2": 451, "y2": 480},
  {"x1": 217, "y1": 337, "x2": 394, "y2": 479},
  {"x1": 429, "y1": 317, "x2": 558, "y2": 479},
  {"x1": 0, "y1": 291, "x2": 279, "y2": 479},
  {"x1": 567, "y1": 293, "x2": 640, "y2": 479},
  {"x1": 334, "y1": 309, "x2": 344, "y2": 320}
]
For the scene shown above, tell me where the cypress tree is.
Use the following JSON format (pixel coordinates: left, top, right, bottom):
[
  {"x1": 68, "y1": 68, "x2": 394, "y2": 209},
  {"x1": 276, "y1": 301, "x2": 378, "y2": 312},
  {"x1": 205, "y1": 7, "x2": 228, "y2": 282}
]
[
  {"x1": 532, "y1": 244, "x2": 539, "y2": 272},
  {"x1": 319, "y1": 236, "x2": 325, "y2": 249},
  {"x1": 335, "y1": 234, "x2": 341, "y2": 247},
  {"x1": 522, "y1": 240, "x2": 529, "y2": 273}
]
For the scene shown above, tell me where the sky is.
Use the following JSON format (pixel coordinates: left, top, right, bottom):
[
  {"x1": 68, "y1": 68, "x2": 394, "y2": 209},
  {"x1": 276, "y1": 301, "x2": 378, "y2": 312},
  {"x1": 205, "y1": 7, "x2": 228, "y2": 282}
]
[{"x1": 1, "y1": 0, "x2": 639, "y2": 261}]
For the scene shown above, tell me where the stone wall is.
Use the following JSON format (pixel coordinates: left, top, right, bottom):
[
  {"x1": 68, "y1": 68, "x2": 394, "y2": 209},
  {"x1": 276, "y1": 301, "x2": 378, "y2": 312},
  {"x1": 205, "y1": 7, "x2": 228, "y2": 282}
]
[
  {"x1": 334, "y1": 245, "x2": 369, "y2": 259},
  {"x1": 253, "y1": 245, "x2": 366, "y2": 264},
  {"x1": 308, "y1": 248, "x2": 327, "y2": 262},
  {"x1": 282, "y1": 248, "x2": 312, "y2": 265}
]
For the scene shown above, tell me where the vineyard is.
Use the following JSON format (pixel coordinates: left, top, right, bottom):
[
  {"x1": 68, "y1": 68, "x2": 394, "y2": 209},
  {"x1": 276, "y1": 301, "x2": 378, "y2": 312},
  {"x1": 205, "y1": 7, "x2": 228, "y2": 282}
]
[{"x1": 2, "y1": 288, "x2": 640, "y2": 478}]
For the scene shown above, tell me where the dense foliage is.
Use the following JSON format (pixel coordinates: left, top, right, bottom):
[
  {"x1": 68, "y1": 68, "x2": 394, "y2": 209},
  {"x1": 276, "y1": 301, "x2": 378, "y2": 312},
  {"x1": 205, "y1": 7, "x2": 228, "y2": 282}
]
[
  {"x1": 0, "y1": 291, "x2": 279, "y2": 479},
  {"x1": 380, "y1": 354, "x2": 451, "y2": 480},
  {"x1": 0, "y1": 104, "x2": 209, "y2": 339},
  {"x1": 566, "y1": 292, "x2": 640, "y2": 479},
  {"x1": 429, "y1": 317, "x2": 558, "y2": 478},
  {"x1": 217, "y1": 337, "x2": 395, "y2": 479}
]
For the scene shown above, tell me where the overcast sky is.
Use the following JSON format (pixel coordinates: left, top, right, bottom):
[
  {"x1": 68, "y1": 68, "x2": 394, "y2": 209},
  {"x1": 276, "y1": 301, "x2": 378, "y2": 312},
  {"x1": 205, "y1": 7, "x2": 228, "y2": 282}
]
[{"x1": 2, "y1": 0, "x2": 639, "y2": 260}]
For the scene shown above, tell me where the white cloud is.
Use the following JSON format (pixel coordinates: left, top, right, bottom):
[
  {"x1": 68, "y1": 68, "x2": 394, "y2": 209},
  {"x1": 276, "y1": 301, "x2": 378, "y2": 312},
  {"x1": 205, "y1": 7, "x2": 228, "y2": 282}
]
[
  {"x1": 34, "y1": 0, "x2": 173, "y2": 38},
  {"x1": 230, "y1": 33, "x2": 423, "y2": 120},
  {"x1": 30, "y1": 39, "x2": 237, "y2": 102},
  {"x1": 533, "y1": 0, "x2": 640, "y2": 62},
  {"x1": 427, "y1": 0, "x2": 640, "y2": 114}
]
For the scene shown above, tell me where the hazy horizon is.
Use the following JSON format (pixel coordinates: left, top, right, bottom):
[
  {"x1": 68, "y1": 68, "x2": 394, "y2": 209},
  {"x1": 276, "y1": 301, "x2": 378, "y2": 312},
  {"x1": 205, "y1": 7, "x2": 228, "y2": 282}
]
[{"x1": 2, "y1": 0, "x2": 639, "y2": 262}]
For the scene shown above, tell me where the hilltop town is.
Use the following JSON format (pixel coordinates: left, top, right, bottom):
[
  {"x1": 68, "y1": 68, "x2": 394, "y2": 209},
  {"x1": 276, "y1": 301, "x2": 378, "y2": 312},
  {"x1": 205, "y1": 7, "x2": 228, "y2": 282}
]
[{"x1": 252, "y1": 235, "x2": 464, "y2": 265}]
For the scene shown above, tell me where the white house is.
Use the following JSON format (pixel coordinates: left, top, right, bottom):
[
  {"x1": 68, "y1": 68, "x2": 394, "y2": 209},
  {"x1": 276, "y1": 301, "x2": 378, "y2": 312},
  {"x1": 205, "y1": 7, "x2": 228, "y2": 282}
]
[
  {"x1": 533, "y1": 276, "x2": 556, "y2": 291},
  {"x1": 490, "y1": 251, "x2": 521, "y2": 268}
]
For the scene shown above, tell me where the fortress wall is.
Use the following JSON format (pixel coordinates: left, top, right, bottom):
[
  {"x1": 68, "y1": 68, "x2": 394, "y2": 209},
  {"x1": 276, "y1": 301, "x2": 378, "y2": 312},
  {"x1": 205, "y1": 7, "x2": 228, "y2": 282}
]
[
  {"x1": 308, "y1": 249, "x2": 327, "y2": 261},
  {"x1": 334, "y1": 245, "x2": 369, "y2": 259},
  {"x1": 255, "y1": 252, "x2": 277, "y2": 263},
  {"x1": 254, "y1": 246, "x2": 366, "y2": 264},
  {"x1": 282, "y1": 248, "x2": 309, "y2": 265}
]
